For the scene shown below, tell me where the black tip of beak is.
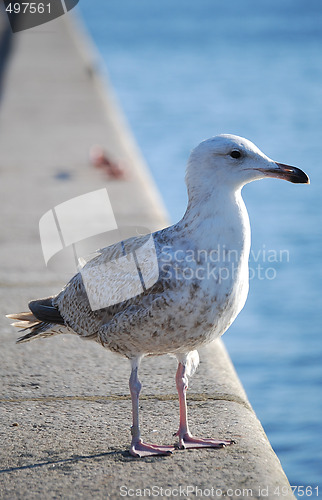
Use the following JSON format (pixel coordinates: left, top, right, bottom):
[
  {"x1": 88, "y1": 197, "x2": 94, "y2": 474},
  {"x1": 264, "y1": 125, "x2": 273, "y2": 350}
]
[{"x1": 275, "y1": 163, "x2": 310, "y2": 184}]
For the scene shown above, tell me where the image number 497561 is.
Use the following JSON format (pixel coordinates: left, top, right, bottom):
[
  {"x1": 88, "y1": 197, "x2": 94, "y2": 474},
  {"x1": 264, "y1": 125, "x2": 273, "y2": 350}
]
[
  {"x1": 5, "y1": 2, "x2": 52, "y2": 14},
  {"x1": 4, "y1": 0, "x2": 80, "y2": 33}
]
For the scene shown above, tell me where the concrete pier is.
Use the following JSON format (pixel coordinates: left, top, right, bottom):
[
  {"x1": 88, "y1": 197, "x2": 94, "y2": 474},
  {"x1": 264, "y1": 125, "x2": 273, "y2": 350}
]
[{"x1": 0, "y1": 10, "x2": 294, "y2": 500}]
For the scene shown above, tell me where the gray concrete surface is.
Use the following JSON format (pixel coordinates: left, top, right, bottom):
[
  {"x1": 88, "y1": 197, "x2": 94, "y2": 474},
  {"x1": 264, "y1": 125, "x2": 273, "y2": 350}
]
[{"x1": 0, "y1": 10, "x2": 295, "y2": 500}]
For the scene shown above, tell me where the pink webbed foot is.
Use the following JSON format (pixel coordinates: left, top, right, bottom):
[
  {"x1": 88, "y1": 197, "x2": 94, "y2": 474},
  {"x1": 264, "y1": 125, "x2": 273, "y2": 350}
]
[
  {"x1": 176, "y1": 432, "x2": 235, "y2": 450},
  {"x1": 130, "y1": 439, "x2": 174, "y2": 458}
]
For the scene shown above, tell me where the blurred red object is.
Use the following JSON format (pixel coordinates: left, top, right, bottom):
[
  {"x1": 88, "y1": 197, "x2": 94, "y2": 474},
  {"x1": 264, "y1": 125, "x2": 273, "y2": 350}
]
[{"x1": 90, "y1": 145, "x2": 126, "y2": 180}]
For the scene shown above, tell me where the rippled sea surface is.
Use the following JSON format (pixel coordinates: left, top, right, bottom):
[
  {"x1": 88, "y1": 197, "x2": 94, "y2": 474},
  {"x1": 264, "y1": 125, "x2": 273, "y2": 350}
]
[{"x1": 78, "y1": 0, "x2": 322, "y2": 490}]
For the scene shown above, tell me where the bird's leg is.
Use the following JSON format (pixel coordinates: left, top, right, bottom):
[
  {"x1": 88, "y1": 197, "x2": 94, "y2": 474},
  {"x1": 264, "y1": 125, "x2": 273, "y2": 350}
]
[
  {"x1": 175, "y1": 362, "x2": 234, "y2": 449},
  {"x1": 175, "y1": 361, "x2": 191, "y2": 442},
  {"x1": 129, "y1": 360, "x2": 174, "y2": 458}
]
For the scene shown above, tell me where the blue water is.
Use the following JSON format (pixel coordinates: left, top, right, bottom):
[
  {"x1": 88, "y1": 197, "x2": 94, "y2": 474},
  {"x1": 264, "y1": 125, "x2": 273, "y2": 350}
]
[{"x1": 78, "y1": 0, "x2": 322, "y2": 491}]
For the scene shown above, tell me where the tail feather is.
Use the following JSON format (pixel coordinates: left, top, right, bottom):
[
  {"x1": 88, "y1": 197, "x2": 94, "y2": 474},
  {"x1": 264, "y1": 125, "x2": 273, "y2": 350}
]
[
  {"x1": 29, "y1": 297, "x2": 64, "y2": 324},
  {"x1": 6, "y1": 312, "x2": 38, "y2": 322},
  {"x1": 7, "y1": 296, "x2": 66, "y2": 344},
  {"x1": 16, "y1": 322, "x2": 56, "y2": 343},
  {"x1": 6, "y1": 311, "x2": 42, "y2": 333},
  {"x1": 11, "y1": 320, "x2": 41, "y2": 329}
]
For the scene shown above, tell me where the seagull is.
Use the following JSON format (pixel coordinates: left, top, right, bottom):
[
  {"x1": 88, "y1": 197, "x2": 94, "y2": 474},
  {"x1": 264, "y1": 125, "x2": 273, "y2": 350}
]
[{"x1": 7, "y1": 135, "x2": 309, "y2": 458}]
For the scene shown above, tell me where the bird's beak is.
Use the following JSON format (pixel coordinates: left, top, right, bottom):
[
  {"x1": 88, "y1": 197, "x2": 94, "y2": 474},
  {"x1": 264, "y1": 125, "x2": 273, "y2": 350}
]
[{"x1": 258, "y1": 163, "x2": 310, "y2": 184}]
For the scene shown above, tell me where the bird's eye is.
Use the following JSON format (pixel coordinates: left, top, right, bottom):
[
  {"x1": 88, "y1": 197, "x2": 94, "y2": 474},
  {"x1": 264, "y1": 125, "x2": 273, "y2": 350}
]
[{"x1": 230, "y1": 150, "x2": 241, "y2": 159}]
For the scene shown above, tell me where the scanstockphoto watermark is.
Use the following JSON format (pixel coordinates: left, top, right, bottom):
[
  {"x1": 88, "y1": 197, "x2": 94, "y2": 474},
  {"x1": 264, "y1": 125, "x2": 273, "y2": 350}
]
[
  {"x1": 119, "y1": 485, "x2": 254, "y2": 498},
  {"x1": 119, "y1": 485, "x2": 319, "y2": 498},
  {"x1": 39, "y1": 188, "x2": 291, "y2": 312},
  {"x1": 249, "y1": 244, "x2": 289, "y2": 280},
  {"x1": 159, "y1": 245, "x2": 290, "y2": 283},
  {"x1": 3, "y1": 0, "x2": 79, "y2": 33},
  {"x1": 119, "y1": 484, "x2": 317, "y2": 497}
]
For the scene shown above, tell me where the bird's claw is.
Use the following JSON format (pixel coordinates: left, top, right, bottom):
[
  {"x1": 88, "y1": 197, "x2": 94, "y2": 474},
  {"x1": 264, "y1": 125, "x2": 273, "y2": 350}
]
[
  {"x1": 130, "y1": 439, "x2": 174, "y2": 458},
  {"x1": 175, "y1": 432, "x2": 235, "y2": 450}
]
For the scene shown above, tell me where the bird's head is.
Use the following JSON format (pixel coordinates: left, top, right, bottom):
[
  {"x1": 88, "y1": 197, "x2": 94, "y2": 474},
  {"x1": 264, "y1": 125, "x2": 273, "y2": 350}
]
[{"x1": 186, "y1": 134, "x2": 309, "y2": 199}]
